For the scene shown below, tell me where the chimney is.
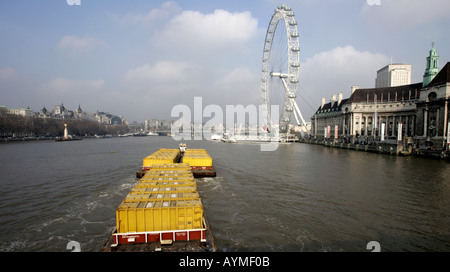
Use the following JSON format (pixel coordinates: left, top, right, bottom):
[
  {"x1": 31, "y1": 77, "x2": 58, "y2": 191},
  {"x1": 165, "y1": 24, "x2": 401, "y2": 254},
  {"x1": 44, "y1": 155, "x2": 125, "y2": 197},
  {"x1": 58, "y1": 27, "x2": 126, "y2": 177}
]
[
  {"x1": 351, "y1": 85, "x2": 359, "y2": 94},
  {"x1": 338, "y1": 92, "x2": 343, "y2": 105},
  {"x1": 331, "y1": 95, "x2": 336, "y2": 107},
  {"x1": 321, "y1": 98, "x2": 326, "y2": 109}
]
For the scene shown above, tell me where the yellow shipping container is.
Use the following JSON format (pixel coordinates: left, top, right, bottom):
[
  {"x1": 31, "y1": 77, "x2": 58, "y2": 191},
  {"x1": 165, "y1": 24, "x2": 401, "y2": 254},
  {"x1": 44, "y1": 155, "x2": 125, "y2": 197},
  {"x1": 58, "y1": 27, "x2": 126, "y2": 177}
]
[
  {"x1": 143, "y1": 174, "x2": 194, "y2": 180},
  {"x1": 145, "y1": 169, "x2": 192, "y2": 176},
  {"x1": 134, "y1": 181, "x2": 197, "y2": 189},
  {"x1": 124, "y1": 191, "x2": 201, "y2": 202},
  {"x1": 182, "y1": 149, "x2": 213, "y2": 167},
  {"x1": 142, "y1": 149, "x2": 181, "y2": 168},
  {"x1": 185, "y1": 149, "x2": 207, "y2": 153},
  {"x1": 150, "y1": 169, "x2": 192, "y2": 174},
  {"x1": 150, "y1": 163, "x2": 190, "y2": 170},
  {"x1": 139, "y1": 176, "x2": 195, "y2": 183},
  {"x1": 182, "y1": 157, "x2": 212, "y2": 167},
  {"x1": 131, "y1": 186, "x2": 197, "y2": 194},
  {"x1": 116, "y1": 199, "x2": 203, "y2": 233},
  {"x1": 140, "y1": 173, "x2": 194, "y2": 179}
]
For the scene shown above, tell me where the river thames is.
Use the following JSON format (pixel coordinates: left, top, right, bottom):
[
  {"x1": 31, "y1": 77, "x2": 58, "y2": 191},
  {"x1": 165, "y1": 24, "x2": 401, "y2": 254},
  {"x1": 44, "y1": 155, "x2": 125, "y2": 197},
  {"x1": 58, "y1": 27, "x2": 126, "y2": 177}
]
[{"x1": 0, "y1": 136, "x2": 449, "y2": 252}]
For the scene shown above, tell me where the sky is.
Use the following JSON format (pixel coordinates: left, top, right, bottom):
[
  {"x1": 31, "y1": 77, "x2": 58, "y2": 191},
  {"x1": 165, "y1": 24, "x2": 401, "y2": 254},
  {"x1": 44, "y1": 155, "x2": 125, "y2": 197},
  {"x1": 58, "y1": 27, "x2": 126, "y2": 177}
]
[{"x1": 1, "y1": 0, "x2": 449, "y2": 123}]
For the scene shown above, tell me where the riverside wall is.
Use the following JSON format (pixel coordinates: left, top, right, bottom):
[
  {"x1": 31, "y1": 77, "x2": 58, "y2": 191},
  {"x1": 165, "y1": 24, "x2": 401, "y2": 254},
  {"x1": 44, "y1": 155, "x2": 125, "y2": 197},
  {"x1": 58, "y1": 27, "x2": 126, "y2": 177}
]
[{"x1": 298, "y1": 137, "x2": 450, "y2": 160}]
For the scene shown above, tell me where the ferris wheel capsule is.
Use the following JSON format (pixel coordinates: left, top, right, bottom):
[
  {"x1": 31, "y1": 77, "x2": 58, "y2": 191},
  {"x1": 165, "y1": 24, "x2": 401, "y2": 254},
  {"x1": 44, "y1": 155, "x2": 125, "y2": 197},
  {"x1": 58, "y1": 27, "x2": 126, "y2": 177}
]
[{"x1": 286, "y1": 11, "x2": 295, "y2": 17}]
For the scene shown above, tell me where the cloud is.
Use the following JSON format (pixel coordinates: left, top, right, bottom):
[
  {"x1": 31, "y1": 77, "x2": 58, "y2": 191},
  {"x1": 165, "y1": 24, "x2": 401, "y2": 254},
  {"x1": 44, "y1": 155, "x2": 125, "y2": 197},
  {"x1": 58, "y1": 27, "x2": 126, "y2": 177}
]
[
  {"x1": 361, "y1": 0, "x2": 450, "y2": 29},
  {"x1": 43, "y1": 77, "x2": 105, "y2": 95},
  {"x1": 302, "y1": 45, "x2": 389, "y2": 87},
  {"x1": 215, "y1": 67, "x2": 257, "y2": 87},
  {"x1": 122, "y1": 60, "x2": 197, "y2": 111},
  {"x1": 26, "y1": 77, "x2": 105, "y2": 113},
  {"x1": 299, "y1": 45, "x2": 390, "y2": 117},
  {"x1": 124, "y1": 61, "x2": 191, "y2": 83},
  {"x1": 57, "y1": 35, "x2": 107, "y2": 53},
  {"x1": 135, "y1": 8, "x2": 263, "y2": 108},
  {"x1": 113, "y1": 1, "x2": 182, "y2": 25},
  {"x1": 154, "y1": 9, "x2": 260, "y2": 56},
  {"x1": 0, "y1": 67, "x2": 18, "y2": 81},
  {"x1": 214, "y1": 67, "x2": 259, "y2": 104},
  {"x1": 116, "y1": 6, "x2": 263, "y2": 115}
]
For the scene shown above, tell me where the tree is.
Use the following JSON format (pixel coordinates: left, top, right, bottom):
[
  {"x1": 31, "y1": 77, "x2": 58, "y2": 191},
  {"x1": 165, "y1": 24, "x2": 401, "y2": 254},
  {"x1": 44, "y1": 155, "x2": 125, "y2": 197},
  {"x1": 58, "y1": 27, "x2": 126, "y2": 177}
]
[{"x1": 0, "y1": 115, "x2": 130, "y2": 137}]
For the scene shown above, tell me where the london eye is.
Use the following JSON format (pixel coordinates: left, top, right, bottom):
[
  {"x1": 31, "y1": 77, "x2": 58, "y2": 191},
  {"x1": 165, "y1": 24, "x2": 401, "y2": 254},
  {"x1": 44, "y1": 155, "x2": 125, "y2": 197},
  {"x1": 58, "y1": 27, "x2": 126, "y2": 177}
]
[{"x1": 260, "y1": 4, "x2": 308, "y2": 137}]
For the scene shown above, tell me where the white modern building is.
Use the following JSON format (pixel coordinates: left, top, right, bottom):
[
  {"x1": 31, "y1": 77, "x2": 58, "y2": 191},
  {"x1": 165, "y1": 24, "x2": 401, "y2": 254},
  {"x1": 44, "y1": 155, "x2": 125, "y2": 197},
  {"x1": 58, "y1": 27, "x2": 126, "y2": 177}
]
[
  {"x1": 375, "y1": 64, "x2": 412, "y2": 88},
  {"x1": 0, "y1": 106, "x2": 33, "y2": 117}
]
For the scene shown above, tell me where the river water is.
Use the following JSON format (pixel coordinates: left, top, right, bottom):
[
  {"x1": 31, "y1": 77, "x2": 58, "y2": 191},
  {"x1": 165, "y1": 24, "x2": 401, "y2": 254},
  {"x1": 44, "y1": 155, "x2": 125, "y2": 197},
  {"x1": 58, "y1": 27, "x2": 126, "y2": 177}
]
[{"x1": 0, "y1": 136, "x2": 449, "y2": 252}]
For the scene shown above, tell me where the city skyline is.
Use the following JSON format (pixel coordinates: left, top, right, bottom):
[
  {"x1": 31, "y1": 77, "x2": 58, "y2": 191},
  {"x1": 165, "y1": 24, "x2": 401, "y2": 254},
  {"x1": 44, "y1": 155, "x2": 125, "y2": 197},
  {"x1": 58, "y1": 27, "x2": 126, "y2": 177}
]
[{"x1": 1, "y1": 0, "x2": 449, "y2": 123}]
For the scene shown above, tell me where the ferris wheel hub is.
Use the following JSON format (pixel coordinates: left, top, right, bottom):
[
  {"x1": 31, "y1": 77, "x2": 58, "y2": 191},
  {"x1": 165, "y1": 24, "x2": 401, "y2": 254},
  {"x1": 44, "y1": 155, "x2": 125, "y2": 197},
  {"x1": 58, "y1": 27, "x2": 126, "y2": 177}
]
[{"x1": 270, "y1": 72, "x2": 288, "y2": 78}]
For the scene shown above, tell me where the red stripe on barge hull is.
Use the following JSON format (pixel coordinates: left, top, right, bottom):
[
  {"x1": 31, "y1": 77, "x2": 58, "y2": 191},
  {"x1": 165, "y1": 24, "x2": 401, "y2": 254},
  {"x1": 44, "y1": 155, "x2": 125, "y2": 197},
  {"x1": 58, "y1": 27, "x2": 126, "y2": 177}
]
[
  {"x1": 103, "y1": 215, "x2": 215, "y2": 252},
  {"x1": 113, "y1": 228, "x2": 207, "y2": 245}
]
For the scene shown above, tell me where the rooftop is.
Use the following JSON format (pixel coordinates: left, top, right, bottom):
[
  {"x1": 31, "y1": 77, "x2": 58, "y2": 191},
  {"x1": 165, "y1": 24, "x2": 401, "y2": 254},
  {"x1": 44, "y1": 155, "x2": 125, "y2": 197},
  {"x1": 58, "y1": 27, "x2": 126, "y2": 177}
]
[
  {"x1": 426, "y1": 62, "x2": 450, "y2": 88},
  {"x1": 347, "y1": 83, "x2": 423, "y2": 104}
]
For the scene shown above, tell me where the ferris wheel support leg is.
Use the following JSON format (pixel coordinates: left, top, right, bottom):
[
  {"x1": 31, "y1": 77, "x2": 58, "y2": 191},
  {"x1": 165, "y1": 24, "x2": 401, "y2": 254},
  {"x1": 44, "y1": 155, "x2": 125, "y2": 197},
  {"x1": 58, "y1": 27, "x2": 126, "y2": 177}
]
[
  {"x1": 279, "y1": 76, "x2": 306, "y2": 132},
  {"x1": 291, "y1": 102, "x2": 301, "y2": 126},
  {"x1": 292, "y1": 98, "x2": 309, "y2": 134},
  {"x1": 292, "y1": 99, "x2": 306, "y2": 125}
]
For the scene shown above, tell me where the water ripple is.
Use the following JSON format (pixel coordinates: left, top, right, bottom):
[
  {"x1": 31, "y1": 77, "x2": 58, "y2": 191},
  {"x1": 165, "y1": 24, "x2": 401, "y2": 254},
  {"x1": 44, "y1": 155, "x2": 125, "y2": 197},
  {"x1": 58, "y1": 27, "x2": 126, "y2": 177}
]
[{"x1": 1, "y1": 138, "x2": 449, "y2": 251}]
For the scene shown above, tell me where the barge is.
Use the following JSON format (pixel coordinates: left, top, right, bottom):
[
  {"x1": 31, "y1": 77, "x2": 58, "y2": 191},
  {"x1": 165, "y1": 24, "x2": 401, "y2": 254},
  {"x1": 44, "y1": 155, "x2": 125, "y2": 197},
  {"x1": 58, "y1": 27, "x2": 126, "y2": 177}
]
[
  {"x1": 136, "y1": 148, "x2": 217, "y2": 178},
  {"x1": 102, "y1": 148, "x2": 217, "y2": 252}
]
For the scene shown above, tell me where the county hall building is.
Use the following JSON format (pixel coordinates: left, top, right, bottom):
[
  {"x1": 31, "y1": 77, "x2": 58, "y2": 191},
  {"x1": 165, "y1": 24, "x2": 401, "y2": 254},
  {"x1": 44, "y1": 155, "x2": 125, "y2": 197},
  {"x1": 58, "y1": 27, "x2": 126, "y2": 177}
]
[{"x1": 311, "y1": 45, "x2": 450, "y2": 149}]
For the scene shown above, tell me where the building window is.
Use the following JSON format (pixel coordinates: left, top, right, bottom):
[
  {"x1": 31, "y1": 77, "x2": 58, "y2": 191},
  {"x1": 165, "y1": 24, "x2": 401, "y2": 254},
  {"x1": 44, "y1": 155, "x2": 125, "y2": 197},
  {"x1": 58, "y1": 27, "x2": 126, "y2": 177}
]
[{"x1": 428, "y1": 92, "x2": 437, "y2": 101}]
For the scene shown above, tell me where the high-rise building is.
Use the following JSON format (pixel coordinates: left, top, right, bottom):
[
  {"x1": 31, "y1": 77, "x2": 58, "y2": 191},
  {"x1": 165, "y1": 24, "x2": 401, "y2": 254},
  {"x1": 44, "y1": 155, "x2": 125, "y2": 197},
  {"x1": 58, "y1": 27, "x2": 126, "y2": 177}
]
[
  {"x1": 375, "y1": 63, "x2": 412, "y2": 88},
  {"x1": 422, "y1": 43, "x2": 439, "y2": 87}
]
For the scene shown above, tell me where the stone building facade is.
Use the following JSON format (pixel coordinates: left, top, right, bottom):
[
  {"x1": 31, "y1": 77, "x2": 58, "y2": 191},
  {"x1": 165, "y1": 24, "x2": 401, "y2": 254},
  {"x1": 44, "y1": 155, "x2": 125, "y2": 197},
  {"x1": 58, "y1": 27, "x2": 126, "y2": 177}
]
[
  {"x1": 415, "y1": 62, "x2": 450, "y2": 139},
  {"x1": 311, "y1": 47, "x2": 450, "y2": 149}
]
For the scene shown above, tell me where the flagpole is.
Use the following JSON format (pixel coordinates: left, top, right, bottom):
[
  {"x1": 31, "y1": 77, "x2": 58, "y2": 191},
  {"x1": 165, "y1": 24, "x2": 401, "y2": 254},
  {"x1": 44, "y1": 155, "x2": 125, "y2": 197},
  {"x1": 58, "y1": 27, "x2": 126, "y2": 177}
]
[{"x1": 374, "y1": 93, "x2": 377, "y2": 138}]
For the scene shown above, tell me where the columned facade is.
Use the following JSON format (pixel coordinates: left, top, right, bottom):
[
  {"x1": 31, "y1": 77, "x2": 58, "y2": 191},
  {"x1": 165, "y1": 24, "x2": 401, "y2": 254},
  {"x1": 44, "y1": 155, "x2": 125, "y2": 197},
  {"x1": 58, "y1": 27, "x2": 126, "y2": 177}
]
[
  {"x1": 310, "y1": 45, "x2": 450, "y2": 149},
  {"x1": 310, "y1": 61, "x2": 450, "y2": 149}
]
